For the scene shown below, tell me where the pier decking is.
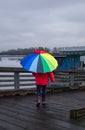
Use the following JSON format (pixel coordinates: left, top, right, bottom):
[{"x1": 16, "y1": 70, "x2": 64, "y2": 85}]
[{"x1": 0, "y1": 91, "x2": 85, "y2": 130}]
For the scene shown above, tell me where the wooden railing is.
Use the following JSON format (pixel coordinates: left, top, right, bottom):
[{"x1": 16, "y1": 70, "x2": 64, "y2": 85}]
[
  {"x1": 0, "y1": 67, "x2": 85, "y2": 91},
  {"x1": 0, "y1": 67, "x2": 35, "y2": 90},
  {"x1": 52, "y1": 69, "x2": 85, "y2": 89}
]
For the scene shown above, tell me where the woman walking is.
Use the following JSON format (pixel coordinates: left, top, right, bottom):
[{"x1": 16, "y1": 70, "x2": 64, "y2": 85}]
[{"x1": 32, "y1": 72, "x2": 55, "y2": 107}]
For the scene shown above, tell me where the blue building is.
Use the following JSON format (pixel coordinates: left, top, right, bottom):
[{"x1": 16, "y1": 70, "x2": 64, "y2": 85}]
[
  {"x1": 55, "y1": 55, "x2": 80, "y2": 70},
  {"x1": 54, "y1": 46, "x2": 85, "y2": 70}
]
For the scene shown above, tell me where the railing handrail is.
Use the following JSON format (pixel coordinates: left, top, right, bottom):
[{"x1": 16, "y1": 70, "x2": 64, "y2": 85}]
[
  {"x1": 0, "y1": 67, "x2": 27, "y2": 72},
  {"x1": 0, "y1": 67, "x2": 85, "y2": 73},
  {"x1": 0, "y1": 67, "x2": 85, "y2": 91},
  {"x1": 54, "y1": 69, "x2": 85, "y2": 73}
]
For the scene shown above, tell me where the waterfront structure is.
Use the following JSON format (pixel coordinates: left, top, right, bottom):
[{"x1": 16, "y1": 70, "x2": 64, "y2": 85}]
[{"x1": 54, "y1": 46, "x2": 85, "y2": 70}]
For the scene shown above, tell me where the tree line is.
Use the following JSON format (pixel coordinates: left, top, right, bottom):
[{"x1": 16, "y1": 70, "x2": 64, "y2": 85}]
[{"x1": 0, "y1": 47, "x2": 59, "y2": 55}]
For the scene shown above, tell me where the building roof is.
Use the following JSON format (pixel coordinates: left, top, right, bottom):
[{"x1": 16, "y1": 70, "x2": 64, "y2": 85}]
[
  {"x1": 59, "y1": 46, "x2": 85, "y2": 56},
  {"x1": 59, "y1": 46, "x2": 85, "y2": 52}
]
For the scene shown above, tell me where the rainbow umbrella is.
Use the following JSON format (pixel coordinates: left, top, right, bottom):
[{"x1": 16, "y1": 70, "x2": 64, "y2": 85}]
[{"x1": 20, "y1": 50, "x2": 58, "y2": 73}]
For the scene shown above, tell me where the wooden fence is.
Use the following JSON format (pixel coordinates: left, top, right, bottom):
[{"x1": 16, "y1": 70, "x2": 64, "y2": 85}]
[
  {"x1": 0, "y1": 67, "x2": 85, "y2": 91},
  {"x1": 0, "y1": 67, "x2": 35, "y2": 90},
  {"x1": 53, "y1": 69, "x2": 85, "y2": 88}
]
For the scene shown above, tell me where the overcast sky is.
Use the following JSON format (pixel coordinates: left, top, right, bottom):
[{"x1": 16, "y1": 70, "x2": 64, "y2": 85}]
[{"x1": 0, "y1": 0, "x2": 85, "y2": 51}]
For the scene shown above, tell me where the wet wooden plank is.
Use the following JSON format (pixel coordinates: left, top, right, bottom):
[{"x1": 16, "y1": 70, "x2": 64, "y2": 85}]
[
  {"x1": 70, "y1": 108, "x2": 85, "y2": 119},
  {"x1": 0, "y1": 91, "x2": 85, "y2": 130}
]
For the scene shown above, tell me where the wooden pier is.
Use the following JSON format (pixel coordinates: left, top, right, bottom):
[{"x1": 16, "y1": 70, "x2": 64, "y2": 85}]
[
  {"x1": 0, "y1": 67, "x2": 85, "y2": 130},
  {"x1": 0, "y1": 91, "x2": 85, "y2": 130}
]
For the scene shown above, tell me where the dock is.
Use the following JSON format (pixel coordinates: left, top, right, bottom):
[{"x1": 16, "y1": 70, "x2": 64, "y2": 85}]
[
  {"x1": 0, "y1": 91, "x2": 85, "y2": 130},
  {"x1": 0, "y1": 67, "x2": 85, "y2": 130}
]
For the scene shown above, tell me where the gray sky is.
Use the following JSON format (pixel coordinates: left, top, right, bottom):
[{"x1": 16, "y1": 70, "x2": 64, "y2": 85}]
[{"x1": 0, "y1": 0, "x2": 85, "y2": 51}]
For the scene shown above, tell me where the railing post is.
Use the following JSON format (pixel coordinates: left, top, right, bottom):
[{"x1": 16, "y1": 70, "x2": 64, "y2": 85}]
[
  {"x1": 69, "y1": 72, "x2": 74, "y2": 87},
  {"x1": 14, "y1": 72, "x2": 19, "y2": 89}
]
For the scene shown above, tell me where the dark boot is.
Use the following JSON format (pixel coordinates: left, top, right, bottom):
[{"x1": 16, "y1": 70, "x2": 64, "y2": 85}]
[
  {"x1": 36, "y1": 102, "x2": 40, "y2": 107},
  {"x1": 36, "y1": 96, "x2": 40, "y2": 107},
  {"x1": 42, "y1": 97, "x2": 46, "y2": 106}
]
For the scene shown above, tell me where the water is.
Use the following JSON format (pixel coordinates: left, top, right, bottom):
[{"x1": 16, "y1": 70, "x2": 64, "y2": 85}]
[{"x1": 0, "y1": 55, "x2": 22, "y2": 67}]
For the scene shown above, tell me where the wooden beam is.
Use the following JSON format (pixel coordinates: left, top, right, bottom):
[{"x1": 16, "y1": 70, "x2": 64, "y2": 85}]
[{"x1": 70, "y1": 108, "x2": 85, "y2": 119}]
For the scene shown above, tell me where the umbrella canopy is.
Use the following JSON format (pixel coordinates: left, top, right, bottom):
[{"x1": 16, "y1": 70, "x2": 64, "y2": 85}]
[{"x1": 20, "y1": 50, "x2": 58, "y2": 73}]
